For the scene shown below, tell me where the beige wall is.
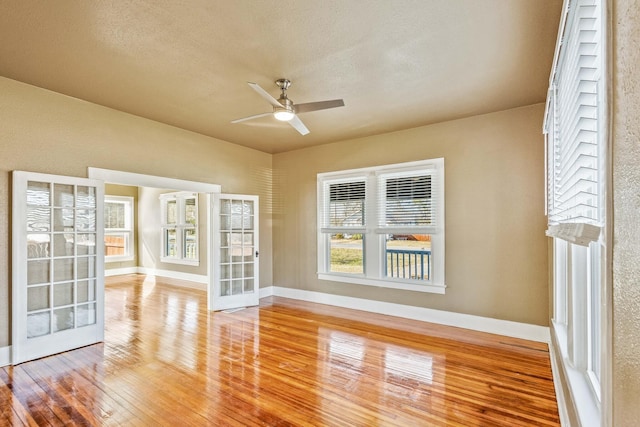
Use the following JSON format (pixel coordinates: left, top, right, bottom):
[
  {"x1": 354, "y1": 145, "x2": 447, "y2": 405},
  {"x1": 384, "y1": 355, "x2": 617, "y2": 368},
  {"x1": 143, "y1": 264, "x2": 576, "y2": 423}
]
[
  {"x1": 105, "y1": 183, "x2": 139, "y2": 270},
  {"x1": 273, "y1": 104, "x2": 549, "y2": 326},
  {"x1": 0, "y1": 76, "x2": 273, "y2": 348},
  {"x1": 611, "y1": 0, "x2": 640, "y2": 424}
]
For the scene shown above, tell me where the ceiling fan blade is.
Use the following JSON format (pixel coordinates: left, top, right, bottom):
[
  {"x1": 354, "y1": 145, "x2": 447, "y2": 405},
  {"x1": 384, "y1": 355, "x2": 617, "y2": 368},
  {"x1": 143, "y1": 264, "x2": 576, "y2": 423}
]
[
  {"x1": 288, "y1": 115, "x2": 310, "y2": 135},
  {"x1": 294, "y1": 99, "x2": 345, "y2": 114},
  {"x1": 231, "y1": 112, "x2": 272, "y2": 123},
  {"x1": 248, "y1": 82, "x2": 284, "y2": 108}
]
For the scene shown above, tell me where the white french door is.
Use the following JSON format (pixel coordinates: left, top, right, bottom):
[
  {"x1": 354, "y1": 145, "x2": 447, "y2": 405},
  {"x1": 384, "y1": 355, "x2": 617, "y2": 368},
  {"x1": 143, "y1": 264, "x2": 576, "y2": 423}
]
[
  {"x1": 12, "y1": 171, "x2": 104, "y2": 364},
  {"x1": 211, "y1": 194, "x2": 259, "y2": 311}
]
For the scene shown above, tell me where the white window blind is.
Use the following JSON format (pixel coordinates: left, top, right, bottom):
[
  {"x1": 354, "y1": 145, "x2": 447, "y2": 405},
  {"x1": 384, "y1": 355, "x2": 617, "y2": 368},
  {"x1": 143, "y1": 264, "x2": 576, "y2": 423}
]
[
  {"x1": 320, "y1": 179, "x2": 366, "y2": 231},
  {"x1": 377, "y1": 171, "x2": 437, "y2": 232},
  {"x1": 545, "y1": 0, "x2": 601, "y2": 227}
]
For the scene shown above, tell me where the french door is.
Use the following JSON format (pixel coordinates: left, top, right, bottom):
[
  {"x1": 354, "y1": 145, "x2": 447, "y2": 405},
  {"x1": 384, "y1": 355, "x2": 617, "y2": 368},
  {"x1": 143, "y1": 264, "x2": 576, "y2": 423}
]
[
  {"x1": 211, "y1": 194, "x2": 259, "y2": 311},
  {"x1": 12, "y1": 171, "x2": 104, "y2": 364}
]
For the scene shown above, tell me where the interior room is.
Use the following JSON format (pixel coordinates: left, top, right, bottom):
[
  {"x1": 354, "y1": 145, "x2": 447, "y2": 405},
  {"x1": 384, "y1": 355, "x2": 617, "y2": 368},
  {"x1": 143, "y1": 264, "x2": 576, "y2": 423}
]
[{"x1": 0, "y1": 1, "x2": 638, "y2": 426}]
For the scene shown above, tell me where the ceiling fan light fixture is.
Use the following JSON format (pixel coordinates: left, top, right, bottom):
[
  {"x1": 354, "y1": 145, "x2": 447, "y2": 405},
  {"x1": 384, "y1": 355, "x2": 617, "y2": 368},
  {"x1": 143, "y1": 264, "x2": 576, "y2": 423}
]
[{"x1": 273, "y1": 109, "x2": 295, "y2": 121}]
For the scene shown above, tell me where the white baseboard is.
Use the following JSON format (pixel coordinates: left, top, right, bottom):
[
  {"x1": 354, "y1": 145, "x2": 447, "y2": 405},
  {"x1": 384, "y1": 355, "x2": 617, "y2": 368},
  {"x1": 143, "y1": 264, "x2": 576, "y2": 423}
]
[
  {"x1": 0, "y1": 346, "x2": 11, "y2": 367},
  {"x1": 105, "y1": 267, "x2": 139, "y2": 277},
  {"x1": 259, "y1": 286, "x2": 274, "y2": 299},
  {"x1": 131, "y1": 267, "x2": 207, "y2": 286},
  {"x1": 261, "y1": 286, "x2": 550, "y2": 343}
]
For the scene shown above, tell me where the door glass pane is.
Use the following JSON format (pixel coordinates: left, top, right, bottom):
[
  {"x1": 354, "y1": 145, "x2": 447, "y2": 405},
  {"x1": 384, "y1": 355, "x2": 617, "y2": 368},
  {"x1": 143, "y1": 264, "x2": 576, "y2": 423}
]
[
  {"x1": 27, "y1": 181, "x2": 50, "y2": 206},
  {"x1": 77, "y1": 279, "x2": 96, "y2": 303},
  {"x1": 221, "y1": 200, "x2": 231, "y2": 214},
  {"x1": 220, "y1": 215, "x2": 230, "y2": 230},
  {"x1": 243, "y1": 233, "x2": 253, "y2": 245},
  {"x1": 53, "y1": 184, "x2": 74, "y2": 207},
  {"x1": 53, "y1": 307, "x2": 74, "y2": 332},
  {"x1": 232, "y1": 280, "x2": 243, "y2": 295},
  {"x1": 77, "y1": 303, "x2": 96, "y2": 327},
  {"x1": 53, "y1": 234, "x2": 74, "y2": 257},
  {"x1": 243, "y1": 202, "x2": 254, "y2": 230},
  {"x1": 243, "y1": 247, "x2": 254, "y2": 262},
  {"x1": 77, "y1": 234, "x2": 96, "y2": 255},
  {"x1": 220, "y1": 264, "x2": 230, "y2": 280},
  {"x1": 77, "y1": 256, "x2": 96, "y2": 280},
  {"x1": 76, "y1": 209, "x2": 96, "y2": 232},
  {"x1": 27, "y1": 260, "x2": 50, "y2": 285},
  {"x1": 232, "y1": 263, "x2": 243, "y2": 278},
  {"x1": 27, "y1": 207, "x2": 50, "y2": 232},
  {"x1": 221, "y1": 281, "x2": 230, "y2": 296},
  {"x1": 53, "y1": 258, "x2": 74, "y2": 282},
  {"x1": 230, "y1": 233, "x2": 242, "y2": 245},
  {"x1": 27, "y1": 234, "x2": 50, "y2": 258},
  {"x1": 244, "y1": 279, "x2": 254, "y2": 294},
  {"x1": 220, "y1": 248, "x2": 230, "y2": 263},
  {"x1": 76, "y1": 186, "x2": 96, "y2": 208},
  {"x1": 53, "y1": 208, "x2": 74, "y2": 232},
  {"x1": 54, "y1": 282, "x2": 74, "y2": 307},
  {"x1": 27, "y1": 285, "x2": 50, "y2": 311},
  {"x1": 220, "y1": 232, "x2": 230, "y2": 247},
  {"x1": 27, "y1": 312, "x2": 50, "y2": 338},
  {"x1": 244, "y1": 263, "x2": 254, "y2": 278}
]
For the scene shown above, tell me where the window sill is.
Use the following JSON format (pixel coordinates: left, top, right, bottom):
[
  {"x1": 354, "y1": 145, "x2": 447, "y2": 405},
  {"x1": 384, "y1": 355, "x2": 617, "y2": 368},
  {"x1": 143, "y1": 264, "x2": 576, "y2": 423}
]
[
  {"x1": 318, "y1": 273, "x2": 446, "y2": 294},
  {"x1": 551, "y1": 321, "x2": 601, "y2": 427}
]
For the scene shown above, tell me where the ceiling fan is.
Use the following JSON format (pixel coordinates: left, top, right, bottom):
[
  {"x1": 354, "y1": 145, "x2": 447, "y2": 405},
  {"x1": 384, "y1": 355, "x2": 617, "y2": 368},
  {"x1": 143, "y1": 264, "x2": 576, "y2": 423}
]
[{"x1": 231, "y1": 79, "x2": 345, "y2": 135}]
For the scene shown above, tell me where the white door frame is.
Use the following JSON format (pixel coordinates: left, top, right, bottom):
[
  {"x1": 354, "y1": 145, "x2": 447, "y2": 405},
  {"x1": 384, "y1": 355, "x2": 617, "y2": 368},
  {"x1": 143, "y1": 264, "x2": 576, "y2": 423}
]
[{"x1": 87, "y1": 168, "x2": 221, "y2": 304}]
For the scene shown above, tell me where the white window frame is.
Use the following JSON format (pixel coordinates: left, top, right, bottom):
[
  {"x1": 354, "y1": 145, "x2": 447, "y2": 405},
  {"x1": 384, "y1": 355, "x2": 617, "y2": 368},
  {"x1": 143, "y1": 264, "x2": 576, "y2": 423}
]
[
  {"x1": 317, "y1": 158, "x2": 445, "y2": 294},
  {"x1": 104, "y1": 195, "x2": 134, "y2": 262},
  {"x1": 544, "y1": 0, "x2": 607, "y2": 424},
  {"x1": 160, "y1": 191, "x2": 199, "y2": 266}
]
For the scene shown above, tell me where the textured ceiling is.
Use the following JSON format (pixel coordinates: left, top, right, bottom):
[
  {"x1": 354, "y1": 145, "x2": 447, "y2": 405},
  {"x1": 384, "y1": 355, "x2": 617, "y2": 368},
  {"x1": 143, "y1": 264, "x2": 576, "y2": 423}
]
[{"x1": 0, "y1": 1, "x2": 562, "y2": 153}]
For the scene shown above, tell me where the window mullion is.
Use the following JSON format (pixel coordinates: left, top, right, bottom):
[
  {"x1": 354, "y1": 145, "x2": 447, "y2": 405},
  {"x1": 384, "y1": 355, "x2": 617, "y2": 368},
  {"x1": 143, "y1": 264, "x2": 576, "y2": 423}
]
[{"x1": 364, "y1": 173, "x2": 380, "y2": 279}]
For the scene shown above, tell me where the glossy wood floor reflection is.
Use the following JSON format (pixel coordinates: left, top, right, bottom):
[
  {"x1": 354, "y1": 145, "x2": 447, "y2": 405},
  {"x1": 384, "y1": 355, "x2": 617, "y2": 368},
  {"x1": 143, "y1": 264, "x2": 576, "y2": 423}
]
[{"x1": 1, "y1": 275, "x2": 560, "y2": 426}]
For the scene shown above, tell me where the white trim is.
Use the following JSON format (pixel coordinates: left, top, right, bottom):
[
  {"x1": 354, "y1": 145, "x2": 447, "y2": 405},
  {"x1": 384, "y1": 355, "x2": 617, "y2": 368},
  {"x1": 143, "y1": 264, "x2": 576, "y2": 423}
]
[
  {"x1": 549, "y1": 338, "x2": 572, "y2": 427},
  {"x1": 136, "y1": 267, "x2": 207, "y2": 286},
  {"x1": 88, "y1": 168, "x2": 221, "y2": 193},
  {"x1": 261, "y1": 286, "x2": 550, "y2": 343},
  {"x1": 550, "y1": 323, "x2": 601, "y2": 427},
  {"x1": 259, "y1": 286, "x2": 274, "y2": 299},
  {"x1": 318, "y1": 273, "x2": 446, "y2": 294},
  {"x1": 105, "y1": 267, "x2": 139, "y2": 277},
  {"x1": 0, "y1": 346, "x2": 11, "y2": 367}
]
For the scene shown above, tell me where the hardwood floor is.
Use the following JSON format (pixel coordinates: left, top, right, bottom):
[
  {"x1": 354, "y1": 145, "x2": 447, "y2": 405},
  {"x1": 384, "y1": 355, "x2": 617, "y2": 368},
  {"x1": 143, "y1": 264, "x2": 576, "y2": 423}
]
[{"x1": 1, "y1": 274, "x2": 560, "y2": 426}]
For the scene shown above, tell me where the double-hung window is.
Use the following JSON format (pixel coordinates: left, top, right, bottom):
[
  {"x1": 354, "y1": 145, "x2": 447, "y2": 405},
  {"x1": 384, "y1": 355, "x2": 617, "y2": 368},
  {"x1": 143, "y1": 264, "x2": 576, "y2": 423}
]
[
  {"x1": 160, "y1": 192, "x2": 199, "y2": 265},
  {"x1": 104, "y1": 196, "x2": 134, "y2": 261},
  {"x1": 544, "y1": 0, "x2": 606, "y2": 423},
  {"x1": 317, "y1": 158, "x2": 445, "y2": 294}
]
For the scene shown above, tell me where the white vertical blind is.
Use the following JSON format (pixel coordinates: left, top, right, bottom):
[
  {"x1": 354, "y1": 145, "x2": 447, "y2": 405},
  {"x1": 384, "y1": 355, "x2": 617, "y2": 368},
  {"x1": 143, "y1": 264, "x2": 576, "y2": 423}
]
[{"x1": 545, "y1": 0, "x2": 601, "y2": 226}]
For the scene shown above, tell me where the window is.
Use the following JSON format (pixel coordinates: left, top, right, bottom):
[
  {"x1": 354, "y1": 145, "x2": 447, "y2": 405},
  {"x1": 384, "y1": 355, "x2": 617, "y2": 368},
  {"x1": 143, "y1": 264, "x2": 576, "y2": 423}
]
[
  {"x1": 104, "y1": 196, "x2": 134, "y2": 261},
  {"x1": 160, "y1": 192, "x2": 199, "y2": 265},
  {"x1": 543, "y1": 0, "x2": 606, "y2": 423},
  {"x1": 317, "y1": 158, "x2": 445, "y2": 294}
]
